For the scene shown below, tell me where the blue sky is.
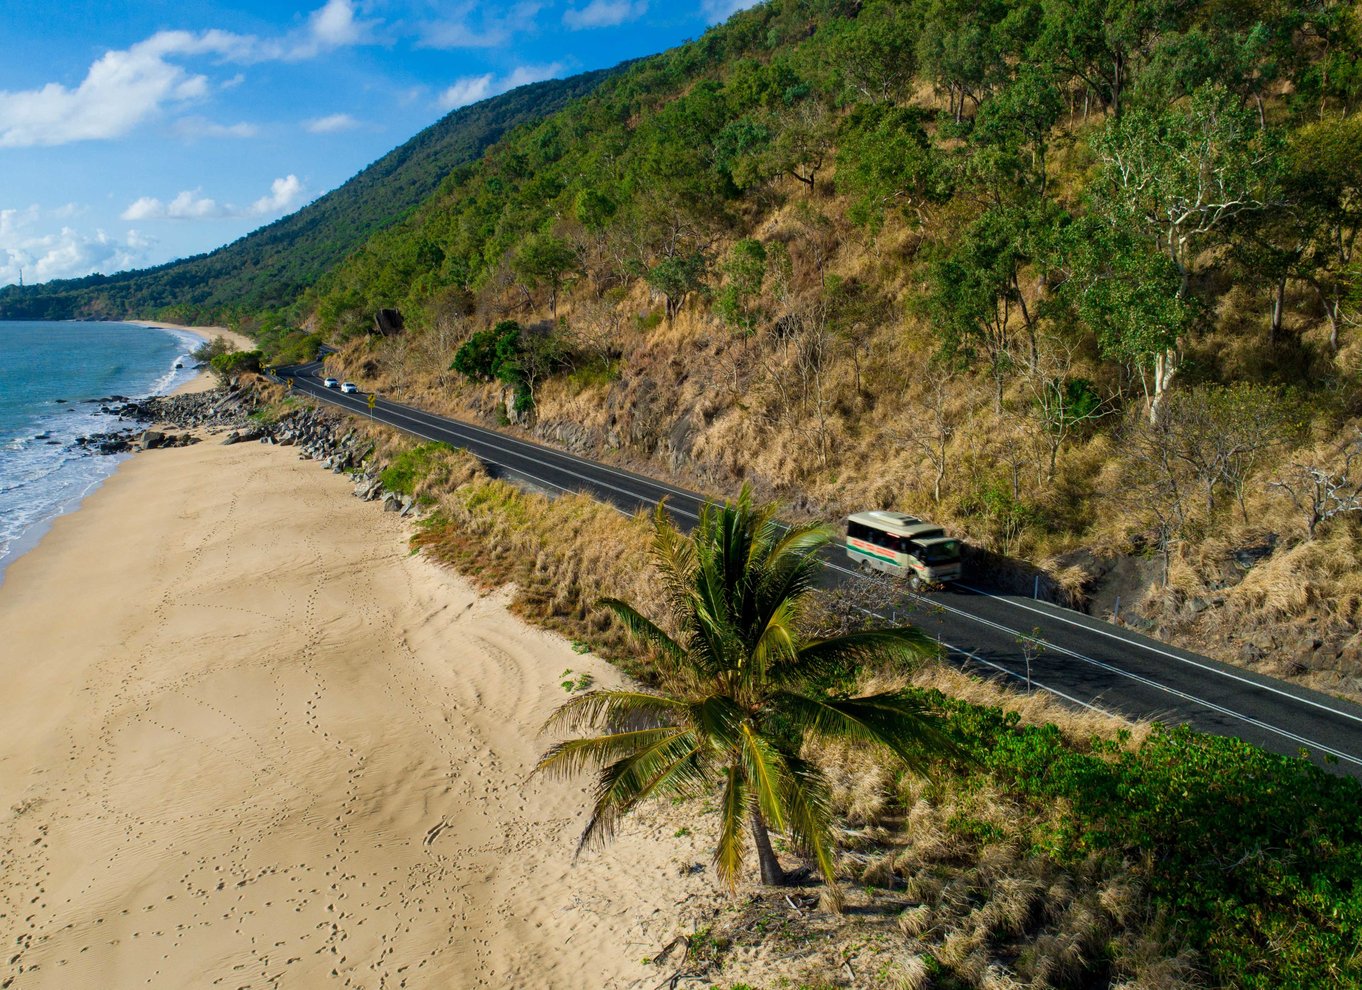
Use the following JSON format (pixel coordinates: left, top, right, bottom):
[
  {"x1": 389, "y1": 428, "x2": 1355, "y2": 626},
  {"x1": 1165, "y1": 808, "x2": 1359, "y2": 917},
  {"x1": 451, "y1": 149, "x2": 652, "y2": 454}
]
[{"x1": 0, "y1": 0, "x2": 757, "y2": 288}]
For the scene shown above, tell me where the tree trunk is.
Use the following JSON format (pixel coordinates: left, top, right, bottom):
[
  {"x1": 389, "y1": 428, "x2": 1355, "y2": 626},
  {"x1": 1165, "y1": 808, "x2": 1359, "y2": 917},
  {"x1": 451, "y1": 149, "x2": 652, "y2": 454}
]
[
  {"x1": 1270, "y1": 273, "x2": 1286, "y2": 343},
  {"x1": 1149, "y1": 348, "x2": 1178, "y2": 425},
  {"x1": 749, "y1": 809, "x2": 785, "y2": 886}
]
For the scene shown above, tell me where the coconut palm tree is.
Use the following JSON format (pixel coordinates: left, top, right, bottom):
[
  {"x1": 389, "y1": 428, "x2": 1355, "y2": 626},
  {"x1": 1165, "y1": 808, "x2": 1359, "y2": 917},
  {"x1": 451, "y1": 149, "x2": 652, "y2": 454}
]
[{"x1": 535, "y1": 486, "x2": 956, "y2": 889}]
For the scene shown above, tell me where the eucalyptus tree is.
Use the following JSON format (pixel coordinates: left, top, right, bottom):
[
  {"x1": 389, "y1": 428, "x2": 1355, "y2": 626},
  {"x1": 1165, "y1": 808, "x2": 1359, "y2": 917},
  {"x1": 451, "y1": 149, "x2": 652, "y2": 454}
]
[
  {"x1": 1290, "y1": 116, "x2": 1362, "y2": 352},
  {"x1": 927, "y1": 201, "x2": 1065, "y2": 408},
  {"x1": 1032, "y1": 0, "x2": 1176, "y2": 120},
  {"x1": 836, "y1": 103, "x2": 950, "y2": 232},
  {"x1": 536, "y1": 489, "x2": 954, "y2": 890},
  {"x1": 1090, "y1": 84, "x2": 1282, "y2": 420}
]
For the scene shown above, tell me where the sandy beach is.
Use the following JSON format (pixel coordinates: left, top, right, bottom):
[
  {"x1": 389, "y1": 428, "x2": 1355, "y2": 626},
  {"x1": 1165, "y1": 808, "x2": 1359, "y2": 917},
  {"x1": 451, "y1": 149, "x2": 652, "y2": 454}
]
[{"x1": 0, "y1": 424, "x2": 717, "y2": 987}]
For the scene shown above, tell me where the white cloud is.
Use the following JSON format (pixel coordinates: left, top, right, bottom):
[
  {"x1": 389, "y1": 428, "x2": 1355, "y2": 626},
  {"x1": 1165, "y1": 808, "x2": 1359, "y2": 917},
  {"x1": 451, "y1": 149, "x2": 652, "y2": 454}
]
[
  {"x1": 173, "y1": 116, "x2": 259, "y2": 139},
  {"x1": 0, "y1": 206, "x2": 155, "y2": 286},
  {"x1": 119, "y1": 175, "x2": 305, "y2": 222},
  {"x1": 122, "y1": 190, "x2": 219, "y2": 221},
  {"x1": 0, "y1": 1, "x2": 379, "y2": 148},
  {"x1": 285, "y1": 0, "x2": 379, "y2": 59},
  {"x1": 700, "y1": 0, "x2": 761, "y2": 23},
  {"x1": 305, "y1": 112, "x2": 360, "y2": 133},
  {"x1": 439, "y1": 74, "x2": 495, "y2": 109},
  {"x1": 251, "y1": 175, "x2": 304, "y2": 215},
  {"x1": 0, "y1": 30, "x2": 248, "y2": 148},
  {"x1": 419, "y1": 2, "x2": 543, "y2": 49},
  {"x1": 564, "y1": 0, "x2": 647, "y2": 29},
  {"x1": 311, "y1": 0, "x2": 366, "y2": 46},
  {"x1": 438, "y1": 62, "x2": 564, "y2": 110}
]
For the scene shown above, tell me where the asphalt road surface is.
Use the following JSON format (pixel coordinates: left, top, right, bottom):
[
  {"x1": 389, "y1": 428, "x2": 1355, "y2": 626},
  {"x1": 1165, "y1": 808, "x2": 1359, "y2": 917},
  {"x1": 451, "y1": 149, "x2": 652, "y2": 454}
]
[{"x1": 275, "y1": 363, "x2": 1362, "y2": 776}]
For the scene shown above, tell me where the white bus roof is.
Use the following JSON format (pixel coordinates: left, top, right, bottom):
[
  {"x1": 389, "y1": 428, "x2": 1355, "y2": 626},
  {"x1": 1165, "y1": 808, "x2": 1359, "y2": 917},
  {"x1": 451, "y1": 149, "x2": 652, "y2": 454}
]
[{"x1": 846, "y1": 511, "x2": 947, "y2": 539}]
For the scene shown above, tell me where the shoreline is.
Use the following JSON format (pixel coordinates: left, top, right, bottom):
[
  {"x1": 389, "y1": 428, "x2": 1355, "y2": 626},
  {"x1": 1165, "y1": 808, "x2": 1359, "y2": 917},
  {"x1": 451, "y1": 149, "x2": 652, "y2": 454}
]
[
  {"x1": 0, "y1": 319, "x2": 247, "y2": 584},
  {"x1": 128, "y1": 319, "x2": 256, "y2": 396},
  {"x1": 0, "y1": 424, "x2": 714, "y2": 987}
]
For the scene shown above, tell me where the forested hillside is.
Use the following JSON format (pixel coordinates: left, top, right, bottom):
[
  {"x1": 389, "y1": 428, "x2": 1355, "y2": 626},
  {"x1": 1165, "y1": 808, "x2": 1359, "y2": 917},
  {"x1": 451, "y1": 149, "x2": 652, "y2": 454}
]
[
  {"x1": 0, "y1": 67, "x2": 619, "y2": 323},
  {"x1": 311, "y1": 0, "x2": 1362, "y2": 701}
]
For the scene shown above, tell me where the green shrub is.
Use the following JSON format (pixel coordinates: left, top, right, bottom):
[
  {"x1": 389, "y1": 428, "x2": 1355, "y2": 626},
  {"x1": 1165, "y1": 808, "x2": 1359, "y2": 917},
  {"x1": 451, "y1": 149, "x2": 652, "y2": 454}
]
[
  {"x1": 925, "y1": 693, "x2": 1362, "y2": 989},
  {"x1": 379, "y1": 442, "x2": 456, "y2": 496},
  {"x1": 209, "y1": 349, "x2": 262, "y2": 382}
]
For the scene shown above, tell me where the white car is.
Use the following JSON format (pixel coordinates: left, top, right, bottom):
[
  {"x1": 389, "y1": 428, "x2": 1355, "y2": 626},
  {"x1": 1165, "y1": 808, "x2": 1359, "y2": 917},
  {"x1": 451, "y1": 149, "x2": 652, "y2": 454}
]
[
  {"x1": 340, "y1": 382, "x2": 359, "y2": 394},
  {"x1": 322, "y1": 377, "x2": 339, "y2": 388}
]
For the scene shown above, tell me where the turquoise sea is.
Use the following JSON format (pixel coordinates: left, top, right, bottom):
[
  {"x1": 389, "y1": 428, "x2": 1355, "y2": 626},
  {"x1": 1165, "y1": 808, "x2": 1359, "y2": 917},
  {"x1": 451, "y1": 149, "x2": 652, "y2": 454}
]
[{"x1": 0, "y1": 321, "x2": 201, "y2": 580}]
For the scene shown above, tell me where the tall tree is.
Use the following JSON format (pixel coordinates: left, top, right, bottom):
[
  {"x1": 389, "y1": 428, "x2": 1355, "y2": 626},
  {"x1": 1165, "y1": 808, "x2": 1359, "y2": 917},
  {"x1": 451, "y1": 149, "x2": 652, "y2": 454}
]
[
  {"x1": 536, "y1": 489, "x2": 954, "y2": 889},
  {"x1": 1290, "y1": 116, "x2": 1362, "y2": 352},
  {"x1": 513, "y1": 234, "x2": 579, "y2": 320},
  {"x1": 836, "y1": 103, "x2": 950, "y2": 232},
  {"x1": 1033, "y1": 0, "x2": 1175, "y2": 120},
  {"x1": 1091, "y1": 84, "x2": 1281, "y2": 418},
  {"x1": 927, "y1": 203, "x2": 1061, "y2": 409}
]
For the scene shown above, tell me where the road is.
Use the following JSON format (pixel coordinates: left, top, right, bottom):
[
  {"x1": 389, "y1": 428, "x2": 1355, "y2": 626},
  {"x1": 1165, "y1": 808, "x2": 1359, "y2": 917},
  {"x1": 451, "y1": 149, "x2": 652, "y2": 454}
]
[{"x1": 276, "y1": 364, "x2": 1362, "y2": 775}]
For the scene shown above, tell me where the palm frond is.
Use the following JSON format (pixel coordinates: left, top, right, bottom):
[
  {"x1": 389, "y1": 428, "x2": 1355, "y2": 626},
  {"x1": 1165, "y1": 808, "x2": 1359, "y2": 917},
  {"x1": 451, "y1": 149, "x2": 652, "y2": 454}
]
[
  {"x1": 688, "y1": 695, "x2": 746, "y2": 750},
  {"x1": 739, "y1": 723, "x2": 790, "y2": 834},
  {"x1": 778, "y1": 754, "x2": 837, "y2": 885},
  {"x1": 771, "y1": 690, "x2": 962, "y2": 774},
  {"x1": 596, "y1": 598, "x2": 687, "y2": 670},
  {"x1": 790, "y1": 626, "x2": 938, "y2": 682},
  {"x1": 577, "y1": 731, "x2": 709, "y2": 854},
  {"x1": 713, "y1": 764, "x2": 749, "y2": 889},
  {"x1": 649, "y1": 500, "x2": 699, "y2": 621},
  {"x1": 766, "y1": 521, "x2": 833, "y2": 565},
  {"x1": 746, "y1": 595, "x2": 801, "y2": 687},
  {"x1": 542, "y1": 689, "x2": 686, "y2": 734},
  {"x1": 535, "y1": 726, "x2": 683, "y2": 780}
]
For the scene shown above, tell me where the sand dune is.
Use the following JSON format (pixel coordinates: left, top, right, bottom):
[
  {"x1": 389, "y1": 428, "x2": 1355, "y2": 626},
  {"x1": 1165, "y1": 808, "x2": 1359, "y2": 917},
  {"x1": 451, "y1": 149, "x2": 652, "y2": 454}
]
[{"x1": 0, "y1": 434, "x2": 719, "y2": 989}]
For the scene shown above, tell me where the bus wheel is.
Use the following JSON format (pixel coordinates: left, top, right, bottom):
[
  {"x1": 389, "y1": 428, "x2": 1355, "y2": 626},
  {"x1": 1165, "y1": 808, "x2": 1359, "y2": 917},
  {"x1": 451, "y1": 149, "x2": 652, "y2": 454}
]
[
  {"x1": 858, "y1": 559, "x2": 873, "y2": 576},
  {"x1": 909, "y1": 573, "x2": 923, "y2": 591}
]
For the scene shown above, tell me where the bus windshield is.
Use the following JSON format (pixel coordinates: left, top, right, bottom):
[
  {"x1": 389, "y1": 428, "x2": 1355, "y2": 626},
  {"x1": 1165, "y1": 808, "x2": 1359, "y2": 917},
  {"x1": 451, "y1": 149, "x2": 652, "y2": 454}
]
[{"x1": 914, "y1": 540, "x2": 960, "y2": 564}]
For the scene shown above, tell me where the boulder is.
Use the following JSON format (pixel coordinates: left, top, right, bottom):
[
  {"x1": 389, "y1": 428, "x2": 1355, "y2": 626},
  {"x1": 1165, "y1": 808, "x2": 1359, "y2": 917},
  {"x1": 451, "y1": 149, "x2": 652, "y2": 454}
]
[{"x1": 139, "y1": 430, "x2": 166, "y2": 450}]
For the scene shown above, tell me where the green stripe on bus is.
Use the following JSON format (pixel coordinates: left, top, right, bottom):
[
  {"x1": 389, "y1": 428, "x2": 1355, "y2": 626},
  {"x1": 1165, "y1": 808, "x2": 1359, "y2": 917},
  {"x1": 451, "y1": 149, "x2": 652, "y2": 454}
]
[{"x1": 847, "y1": 544, "x2": 898, "y2": 565}]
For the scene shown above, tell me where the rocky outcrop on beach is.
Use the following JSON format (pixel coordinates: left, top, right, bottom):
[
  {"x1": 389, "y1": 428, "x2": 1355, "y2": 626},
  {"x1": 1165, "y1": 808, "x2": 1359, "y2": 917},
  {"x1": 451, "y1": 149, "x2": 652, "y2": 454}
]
[
  {"x1": 144, "y1": 383, "x2": 419, "y2": 516},
  {"x1": 65, "y1": 380, "x2": 420, "y2": 515}
]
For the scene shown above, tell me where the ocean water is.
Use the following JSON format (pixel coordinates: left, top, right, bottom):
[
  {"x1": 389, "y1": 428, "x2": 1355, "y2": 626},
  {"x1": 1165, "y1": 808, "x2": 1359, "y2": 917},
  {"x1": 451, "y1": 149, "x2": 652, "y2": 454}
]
[{"x1": 0, "y1": 321, "x2": 202, "y2": 581}]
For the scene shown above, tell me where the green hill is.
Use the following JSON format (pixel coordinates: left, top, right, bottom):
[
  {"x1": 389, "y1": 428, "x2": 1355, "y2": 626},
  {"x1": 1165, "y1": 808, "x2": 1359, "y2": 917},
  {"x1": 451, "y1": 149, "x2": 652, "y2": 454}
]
[{"x1": 0, "y1": 66, "x2": 620, "y2": 323}]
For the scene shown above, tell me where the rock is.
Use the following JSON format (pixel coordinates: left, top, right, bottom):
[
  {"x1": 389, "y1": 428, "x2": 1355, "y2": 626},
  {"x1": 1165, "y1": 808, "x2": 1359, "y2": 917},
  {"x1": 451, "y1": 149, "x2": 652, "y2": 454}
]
[
  {"x1": 140, "y1": 430, "x2": 166, "y2": 450},
  {"x1": 382, "y1": 492, "x2": 402, "y2": 512},
  {"x1": 1233, "y1": 536, "x2": 1278, "y2": 570},
  {"x1": 400, "y1": 496, "x2": 416, "y2": 517}
]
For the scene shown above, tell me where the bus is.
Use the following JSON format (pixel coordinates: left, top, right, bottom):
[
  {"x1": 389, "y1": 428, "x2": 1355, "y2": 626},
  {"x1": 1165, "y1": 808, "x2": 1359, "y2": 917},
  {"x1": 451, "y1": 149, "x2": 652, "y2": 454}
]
[{"x1": 845, "y1": 511, "x2": 963, "y2": 588}]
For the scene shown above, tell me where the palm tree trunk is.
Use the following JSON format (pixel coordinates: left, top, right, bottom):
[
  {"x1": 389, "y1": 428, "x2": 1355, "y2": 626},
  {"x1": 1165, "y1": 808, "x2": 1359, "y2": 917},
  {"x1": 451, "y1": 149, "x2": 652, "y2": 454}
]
[{"x1": 749, "y1": 809, "x2": 785, "y2": 886}]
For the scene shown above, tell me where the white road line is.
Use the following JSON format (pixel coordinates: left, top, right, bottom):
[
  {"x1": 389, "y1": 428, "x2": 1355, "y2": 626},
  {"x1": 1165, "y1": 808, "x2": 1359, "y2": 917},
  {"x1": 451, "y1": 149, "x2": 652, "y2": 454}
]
[{"x1": 957, "y1": 582, "x2": 1362, "y2": 727}]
